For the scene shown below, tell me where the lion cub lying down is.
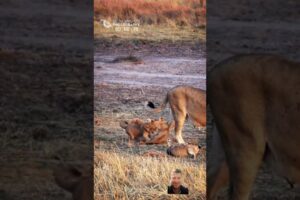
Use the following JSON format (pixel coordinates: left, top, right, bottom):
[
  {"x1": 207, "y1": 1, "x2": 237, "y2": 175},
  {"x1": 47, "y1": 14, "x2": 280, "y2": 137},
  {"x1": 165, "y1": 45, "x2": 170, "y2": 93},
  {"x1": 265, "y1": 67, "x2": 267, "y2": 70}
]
[
  {"x1": 120, "y1": 117, "x2": 174, "y2": 146},
  {"x1": 167, "y1": 143, "x2": 201, "y2": 159}
]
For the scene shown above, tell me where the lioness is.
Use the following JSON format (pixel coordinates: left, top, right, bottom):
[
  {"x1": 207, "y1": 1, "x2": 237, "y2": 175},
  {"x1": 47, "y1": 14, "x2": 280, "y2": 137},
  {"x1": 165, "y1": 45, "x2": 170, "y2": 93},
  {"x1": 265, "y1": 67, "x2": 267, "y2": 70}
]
[
  {"x1": 120, "y1": 117, "x2": 174, "y2": 146},
  {"x1": 53, "y1": 164, "x2": 93, "y2": 200},
  {"x1": 207, "y1": 54, "x2": 300, "y2": 200},
  {"x1": 147, "y1": 86, "x2": 206, "y2": 144}
]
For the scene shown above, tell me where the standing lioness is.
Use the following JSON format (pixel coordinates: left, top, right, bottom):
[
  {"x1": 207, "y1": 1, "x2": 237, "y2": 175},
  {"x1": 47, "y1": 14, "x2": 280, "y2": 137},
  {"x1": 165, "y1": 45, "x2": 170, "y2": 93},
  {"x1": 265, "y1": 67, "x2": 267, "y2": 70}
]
[
  {"x1": 208, "y1": 54, "x2": 300, "y2": 200},
  {"x1": 147, "y1": 86, "x2": 206, "y2": 144}
]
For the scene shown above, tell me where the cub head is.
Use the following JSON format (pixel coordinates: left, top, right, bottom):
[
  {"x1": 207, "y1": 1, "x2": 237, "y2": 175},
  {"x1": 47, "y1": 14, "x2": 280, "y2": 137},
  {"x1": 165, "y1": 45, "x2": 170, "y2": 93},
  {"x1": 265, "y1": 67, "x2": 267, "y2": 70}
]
[
  {"x1": 143, "y1": 119, "x2": 160, "y2": 137},
  {"x1": 187, "y1": 144, "x2": 200, "y2": 159}
]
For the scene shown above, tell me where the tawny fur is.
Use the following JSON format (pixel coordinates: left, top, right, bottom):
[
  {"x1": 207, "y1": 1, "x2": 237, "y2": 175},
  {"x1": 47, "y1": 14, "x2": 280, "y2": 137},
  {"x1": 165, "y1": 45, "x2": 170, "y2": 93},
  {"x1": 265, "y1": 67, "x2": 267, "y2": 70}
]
[
  {"x1": 207, "y1": 54, "x2": 300, "y2": 200},
  {"x1": 120, "y1": 118, "x2": 174, "y2": 146},
  {"x1": 167, "y1": 144, "x2": 200, "y2": 159},
  {"x1": 147, "y1": 85, "x2": 206, "y2": 144}
]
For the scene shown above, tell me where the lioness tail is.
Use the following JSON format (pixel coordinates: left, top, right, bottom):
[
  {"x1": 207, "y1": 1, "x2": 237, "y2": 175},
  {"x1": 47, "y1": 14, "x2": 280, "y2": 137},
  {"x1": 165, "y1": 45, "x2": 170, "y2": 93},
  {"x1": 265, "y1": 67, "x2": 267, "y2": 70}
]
[
  {"x1": 166, "y1": 148, "x2": 172, "y2": 156},
  {"x1": 146, "y1": 95, "x2": 168, "y2": 113}
]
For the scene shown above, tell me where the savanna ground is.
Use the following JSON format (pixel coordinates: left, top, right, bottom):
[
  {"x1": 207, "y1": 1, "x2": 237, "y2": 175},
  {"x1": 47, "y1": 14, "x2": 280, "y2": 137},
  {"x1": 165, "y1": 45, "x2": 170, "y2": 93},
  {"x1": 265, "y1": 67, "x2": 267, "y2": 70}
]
[
  {"x1": 207, "y1": 0, "x2": 300, "y2": 199},
  {"x1": 0, "y1": 0, "x2": 92, "y2": 199},
  {"x1": 94, "y1": 0, "x2": 206, "y2": 199}
]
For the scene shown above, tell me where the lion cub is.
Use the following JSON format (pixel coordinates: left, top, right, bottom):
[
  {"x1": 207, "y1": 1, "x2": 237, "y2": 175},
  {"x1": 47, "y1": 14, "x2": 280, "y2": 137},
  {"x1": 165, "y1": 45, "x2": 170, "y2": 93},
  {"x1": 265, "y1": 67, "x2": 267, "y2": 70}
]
[
  {"x1": 120, "y1": 117, "x2": 174, "y2": 146},
  {"x1": 167, "y1": 141, "x2": 200, "y2": 159}
]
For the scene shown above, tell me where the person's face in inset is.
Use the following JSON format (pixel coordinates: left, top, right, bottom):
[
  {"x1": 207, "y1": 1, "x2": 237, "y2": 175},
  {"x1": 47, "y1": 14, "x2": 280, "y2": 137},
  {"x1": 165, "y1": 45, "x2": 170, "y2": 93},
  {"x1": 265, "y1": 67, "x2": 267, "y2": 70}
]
[{"x1": 171, "y1": 172, "x2": 182, "y2": 188}]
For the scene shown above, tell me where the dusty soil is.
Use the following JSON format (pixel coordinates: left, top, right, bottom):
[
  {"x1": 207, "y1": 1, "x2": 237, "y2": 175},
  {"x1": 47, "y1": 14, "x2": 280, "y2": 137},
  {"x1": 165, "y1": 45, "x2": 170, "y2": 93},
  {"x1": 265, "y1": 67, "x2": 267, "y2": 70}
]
[
  {"x1": 0, "y1": 1, "x2": 92, "y2": 199},
  {"x1": 94, "y1": 35, "x2": 206, "y2": 198},
  {"x1": 207, "y1": 0, "x2": 300, "y2": 199}
]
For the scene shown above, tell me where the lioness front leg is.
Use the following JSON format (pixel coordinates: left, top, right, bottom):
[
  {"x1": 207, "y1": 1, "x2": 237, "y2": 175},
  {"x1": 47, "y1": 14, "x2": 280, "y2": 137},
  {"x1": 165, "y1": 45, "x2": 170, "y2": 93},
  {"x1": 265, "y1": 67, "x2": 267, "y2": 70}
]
[
  {"x1": 174, "y1": 118, "x2": 185, "y2": 144},
  {"x1": 208, "y1": 124, "x2": 229, "y2": 200},
  {"x1": 221, "y1": 125, "x2": 265, "y2": 200}
]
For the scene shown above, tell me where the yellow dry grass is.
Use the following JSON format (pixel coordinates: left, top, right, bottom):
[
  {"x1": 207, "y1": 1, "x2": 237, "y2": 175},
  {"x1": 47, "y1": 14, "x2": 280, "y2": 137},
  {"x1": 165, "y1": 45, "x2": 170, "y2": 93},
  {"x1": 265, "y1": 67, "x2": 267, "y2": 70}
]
[
  {"x1": 94, "y1": 0, "x2": 205, "y2": 27},
  {"x1": 94, "y1": 151, "x2": 206, "y2": 200}
]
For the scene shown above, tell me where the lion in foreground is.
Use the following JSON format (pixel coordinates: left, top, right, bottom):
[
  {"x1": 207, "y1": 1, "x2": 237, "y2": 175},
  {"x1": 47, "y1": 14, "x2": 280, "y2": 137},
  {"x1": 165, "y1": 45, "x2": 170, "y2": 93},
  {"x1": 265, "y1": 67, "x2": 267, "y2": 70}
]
[
  {"x1": 207, "y1": 54, "x2": 300, "y2": 200},
  {"x1": 146, "y1": 85, "x2": 206, "y2": 144}
]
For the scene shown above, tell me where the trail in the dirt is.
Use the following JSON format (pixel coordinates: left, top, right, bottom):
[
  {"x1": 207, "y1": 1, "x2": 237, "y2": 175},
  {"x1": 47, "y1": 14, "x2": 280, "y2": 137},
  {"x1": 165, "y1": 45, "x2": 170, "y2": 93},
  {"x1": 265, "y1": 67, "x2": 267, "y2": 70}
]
[{"x1": 94, "y1": 55, "x2": 206, "y2": 90}]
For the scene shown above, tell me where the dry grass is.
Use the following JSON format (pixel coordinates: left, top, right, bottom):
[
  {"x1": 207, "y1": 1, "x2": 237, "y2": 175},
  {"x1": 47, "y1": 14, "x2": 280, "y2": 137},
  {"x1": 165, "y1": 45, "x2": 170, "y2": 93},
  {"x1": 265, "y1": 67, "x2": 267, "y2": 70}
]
[
  {"x1": 94, "y1": 0, "x2": 205, "y2": 27},
  {"x1": 94, "y1": 0, "x2": 206, "y2": 47},
  {"x1": 94, "y1": 151, "x2": 206, "y2": 200}
]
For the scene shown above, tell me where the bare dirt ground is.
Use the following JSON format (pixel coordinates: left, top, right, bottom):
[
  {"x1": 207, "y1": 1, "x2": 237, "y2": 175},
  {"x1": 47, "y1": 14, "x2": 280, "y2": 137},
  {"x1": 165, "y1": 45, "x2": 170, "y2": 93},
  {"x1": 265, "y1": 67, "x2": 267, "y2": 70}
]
[
  {"x1": 94, "y1": 29, "x2": 206, "y2": 199},
  {"x1": 207, "y1": 0, "x2": 300, "y2": 199}
]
